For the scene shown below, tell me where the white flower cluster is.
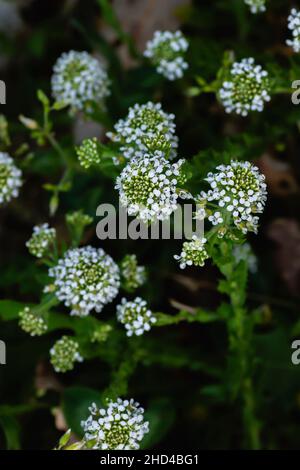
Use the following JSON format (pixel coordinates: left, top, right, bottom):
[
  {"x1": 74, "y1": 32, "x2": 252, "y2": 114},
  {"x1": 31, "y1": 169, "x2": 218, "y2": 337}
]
[
  {"x1": 144, "y1": 30, "x2": 188, "y2": 81},
  {"x1": 0, "y1": 152, "x2": 22, "y2": 205},
  {"x1": 115, "y1": 151, "x2": 185, "y2": 223},
  {"x1": 219, "y1": 58, "x2": 270, "y2": 116},
  {"x1": 287, "y1": 8, "x2": 300, "y2": 53},
  {"x1": 116, "y1": 297, "x2": 156, "y2": 336},
  {"x1": 51, "y1": 51, "x2": 110, "y2": 112},
  {"x1": 50, "y1": 336, "x2": 83, "y2": 373},
  {"x1": 202, "y1": 160, "x2": 267, "y2": 235},
  {"x1": 48, "y1": 246, "x2": 120, "y2": 317},
  {"x1": 107, "y1": 102, "x2": 178, "y2": 160},
  {"x1": 26, "y1": 223, "x2": 56, "y2": 258},
  {"x1": 174, "y1": 236, "x2": 209, "y2": 269},
  {"x1": 81, "y1": 399, "x2": 149, "y2": 450},
  {"x1": 19, "y1": 307, "x2": 48, "y2": 336},
  {"x1": 244, "y1": 0, "x2": 266, "y2": 14},
  {"x1": 233, "y1": 242, "x2": 258, "y2": 273},
  {"x1": 120, "y1": 254, "x2": 146, "y2": 292}
]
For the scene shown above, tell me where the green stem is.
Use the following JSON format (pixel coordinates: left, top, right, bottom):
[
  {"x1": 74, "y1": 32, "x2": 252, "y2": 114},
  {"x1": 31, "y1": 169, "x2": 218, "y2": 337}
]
[
  {"x1": 214, "y1": 243, "x2": 261, "y2": 449},
  {"x1": 155, "y1": 309, "x2": 219, "y2": 326}
]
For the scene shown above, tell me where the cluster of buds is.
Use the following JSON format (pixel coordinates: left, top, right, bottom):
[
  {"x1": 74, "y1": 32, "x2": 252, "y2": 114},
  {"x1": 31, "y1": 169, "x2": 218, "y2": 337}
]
[
  {"x1": 50, "y1": 336, "x2": 83, "y2": 373},
  {"x1": 26, "y1": 223, "x2": 56, "y2": 258},
  {"x1": 120, "y1": 254, "x2": 146, "y2": 292},
  {"x1": 75, "y1": 138, "x2": 102, "y2": 169},
  {"x1": 19, "y1": 307, "x2": 48, "y2": 336}
]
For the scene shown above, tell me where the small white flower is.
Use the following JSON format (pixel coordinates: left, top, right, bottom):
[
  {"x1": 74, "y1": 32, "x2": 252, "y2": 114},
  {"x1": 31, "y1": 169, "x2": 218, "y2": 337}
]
[
  {"x1": 107, "y1": 101, "x2": 178, "y2": 160},
  {"x1": 144, "y1": 30, "x2": 188, "y2": 81},
  {"x1": 51, "y1": 51, "x2": 110, "y2": 112},
  {"x1": 116, "y1": 297, "x2": 156, "y2": 336},
  {"x1": 287, "y1": 8, "x2": 300, "y2": 53},
  {"x1": 82, "y1": 398, "x2": 149, "y2": 450},
  {"x1": 115, "y1": 151, "x2": 186, "y2": 223},
  {"x1": 244, "y1": 0, "x2": 266, "y2": 14},
  {"x1": 48, "y1": 246, "x2": 120, "y2": 317},
  {"x1": 0, "y1": 152, "x2": 22, "y2": 205},
  {"x1": 219, "y1": 58, "x2": 270, "y2": 116},
  {"x1": 174, "y1": 236, "x2": 209, "y2": 269}
]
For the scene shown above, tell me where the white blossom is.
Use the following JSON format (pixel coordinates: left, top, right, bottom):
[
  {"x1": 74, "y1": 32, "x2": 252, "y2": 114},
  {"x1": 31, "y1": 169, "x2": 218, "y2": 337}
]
[
  {"x1": 116, "y1": 297, "x2": 156, "y2": 336},
  {"x1": 51, "y1": 51, "x2": 110, "y2": 112},
  {"x1": 287, "y1": 8, "x2": 300, "y2": 53},
  {"x1": 82, "y1": 399, "x2": 149, "y2": 450},
  {"x1": 0, "y1": 152, "x2": 22, "y2": 205},
  {"x1": 219, "y1": 58, "x2": 270, "y2": 116},
  {"x1": 244, "y1": 0, "x2": 266, "y2": 14},
  {"x1": 174, "y1": 236, "x2": 209, "y2": 269},
  {"x1": 48, "y1": 246, "x2": 120, "y2": 317},
  {"x1": 107, "y1": 101, "x2": 178, "y2": 160},
  {"x1": 200, "y1": 160, "x2": 267, "y2": 235},
  {"x1": 115, "y1": 151, "x2": 186, "y2": 223},
  {"x1": 144, "y1": 30, "x2": 188, "y2": 81}
]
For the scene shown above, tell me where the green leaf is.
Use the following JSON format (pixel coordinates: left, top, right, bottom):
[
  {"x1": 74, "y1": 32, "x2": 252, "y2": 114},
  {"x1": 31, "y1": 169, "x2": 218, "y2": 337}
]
[
  {"x1": 0, "y1": 415, "x2": 21, "y2": 450},
  {"x1": 0, "y1": 300, "x2": 28, "y2": 321},
  {"x1": 37, "y1": 89, "x2": 50, "y2": 107},
  {"x1": 62, "y1": 386, "x2": 104, "y2": 437},
  {"x1": 58, "y1": 429, "x2": 71, "y2": 448}
]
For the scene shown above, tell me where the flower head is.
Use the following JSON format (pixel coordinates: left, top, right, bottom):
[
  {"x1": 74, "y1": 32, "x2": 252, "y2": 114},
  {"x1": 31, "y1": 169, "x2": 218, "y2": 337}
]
[
  {"x1": 287, "y1": 8, "x2": 300, "y2": 53},
  {"x1": 174, "y1": 236, "x2": 209, "y2": 269},
  {"x1": 219, "y1": 58, "x2": 270, "y2": 116},
  {"x1": 244, "y1": 0, "x2": 266, "y2": 14},
  {"x1": 201, "y1": 160, "x2": 267, "y2": 235},
  {"x1": 0, "y1": 152, "x2": 22, "y2": 205},
  {"x1": 120, "y1": 254, "x2": 146, "y2": 292},
  {"x1": 50, "y1": 336, "x2": 83, "y2": 373},
  {"x1": 117, "y1": 297, "x2": 156, "y2": 336},
  {"x1": 115, "y1": 152, "x2": 185, "y2": 223},
  {"x1": 107, "y1": 101, "x2": 178, "y2": 160},
  {"x1": 51, "y1": 51, "x2": 110, "y2": 112},
  {"x1": 26, "y1": 223, "x2": 56, "y2": 258},
  {"x1": 144, "y1": 30, "x2": 188, "y2": 81},
  {"x1": 48, "y1": 246, "x2": 120, "y2": 317},
  {"x1": 82, "y1": 399, "x2": 149, "y2": 450},
  {"x1": 19, "y1": 307, "x2": 48, "y2": 336},
  {"x1": 75, "y1": 137, "x2": 102, "y2": 169}
]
